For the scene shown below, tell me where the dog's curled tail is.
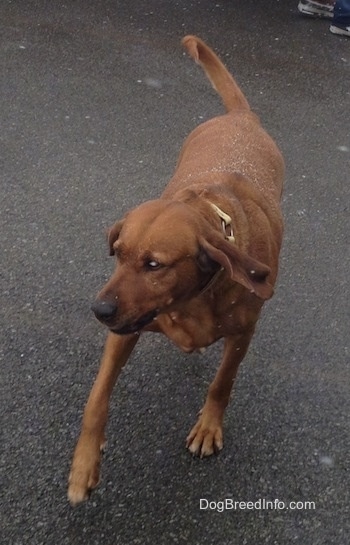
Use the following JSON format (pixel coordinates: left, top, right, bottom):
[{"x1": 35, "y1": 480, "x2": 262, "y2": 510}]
[{"x1": 182, "y1": 35, "x2": 250, "y2": 113}]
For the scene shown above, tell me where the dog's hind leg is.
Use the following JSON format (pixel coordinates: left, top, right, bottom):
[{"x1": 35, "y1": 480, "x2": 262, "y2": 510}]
[{"x1": 68, "y1": 332, "x2": 138, "y2": 506}]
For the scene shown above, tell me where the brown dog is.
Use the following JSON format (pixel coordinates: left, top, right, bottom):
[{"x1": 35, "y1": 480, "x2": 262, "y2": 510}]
[{"x1": 68, "y1": 36, "x2": 284, "y2": 505}]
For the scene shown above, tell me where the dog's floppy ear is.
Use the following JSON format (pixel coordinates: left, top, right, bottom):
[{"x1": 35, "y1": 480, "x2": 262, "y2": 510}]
[
  {"x1": 199, "y1": 233, "x2": 274, "y2": 300},
  {"x1": 106, "y1": 220, "x2": 124, "y2": 256}
]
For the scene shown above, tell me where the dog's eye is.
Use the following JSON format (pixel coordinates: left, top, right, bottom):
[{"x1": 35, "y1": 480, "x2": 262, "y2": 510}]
[{"x1": 146, "y1": 260, "x2": 162, "y2": 270}]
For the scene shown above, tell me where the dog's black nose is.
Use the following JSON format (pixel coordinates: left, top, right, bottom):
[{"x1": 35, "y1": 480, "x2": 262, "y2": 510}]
[{"x1": 91, "y1": 300, "x2": 118, "y2": 322}]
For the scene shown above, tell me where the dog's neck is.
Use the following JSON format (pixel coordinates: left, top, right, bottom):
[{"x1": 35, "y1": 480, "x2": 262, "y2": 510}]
[{"x1": 198, "y1": 267, "x2": 225, "y2": 297}]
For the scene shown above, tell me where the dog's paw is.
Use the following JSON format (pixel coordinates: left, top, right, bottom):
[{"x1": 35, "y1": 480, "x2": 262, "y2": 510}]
[
  {"x1": 186, "y1": 411, "x2": 223, "y2": 457},
  {"x1": 67, "y1": 443, "x2": 103, "y2": 506}
]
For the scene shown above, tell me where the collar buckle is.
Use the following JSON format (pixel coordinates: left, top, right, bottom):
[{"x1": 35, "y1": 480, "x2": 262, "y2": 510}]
[{"x1": 209, "y1": 202, "x2": 235, "y2": 243}]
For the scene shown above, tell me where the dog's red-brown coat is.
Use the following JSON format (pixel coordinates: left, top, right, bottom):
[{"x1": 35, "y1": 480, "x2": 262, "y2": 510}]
[{"x1": 68, "y1": 36, "x2": 284, "y2": 506}]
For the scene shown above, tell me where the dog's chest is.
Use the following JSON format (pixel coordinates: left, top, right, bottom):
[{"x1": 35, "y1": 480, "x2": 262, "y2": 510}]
[
  {"x1": 153, "y1": 293, "x2": 244, "y2": 353},
  {"x1": 154, "y1": 309, "x2": 218, "y2": 353},
  {"x1": 149, "y1": 283, "x2": 259, "y2": 353}
]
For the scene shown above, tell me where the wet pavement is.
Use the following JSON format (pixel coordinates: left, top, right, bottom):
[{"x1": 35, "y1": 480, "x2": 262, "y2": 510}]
[{"x1": 1, "y1": 0, "x2": 349, "y2": 543}]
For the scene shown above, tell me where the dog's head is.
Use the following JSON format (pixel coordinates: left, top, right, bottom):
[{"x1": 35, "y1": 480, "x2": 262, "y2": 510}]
[{"x1": 92, "y1": 199, "x2": 273, "y2": 334}]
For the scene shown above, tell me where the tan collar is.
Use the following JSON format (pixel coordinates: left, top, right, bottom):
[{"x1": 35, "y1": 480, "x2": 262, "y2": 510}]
[{"x1": 208, "y1": 202, "x2": 235, "y2": 243}]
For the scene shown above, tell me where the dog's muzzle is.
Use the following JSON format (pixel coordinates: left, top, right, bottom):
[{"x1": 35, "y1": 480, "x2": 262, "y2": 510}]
[{"x1": 91, "y1": 299, "x2": 158, "y2": 334}]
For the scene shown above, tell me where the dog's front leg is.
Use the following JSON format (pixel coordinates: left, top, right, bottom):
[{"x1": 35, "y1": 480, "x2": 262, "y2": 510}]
[
  {"x1": 68, "y1": 332, "x2": 138, "y2": 506},
  {"x1": 186, "y1": 331, "x2": 254, "y2": 457}
]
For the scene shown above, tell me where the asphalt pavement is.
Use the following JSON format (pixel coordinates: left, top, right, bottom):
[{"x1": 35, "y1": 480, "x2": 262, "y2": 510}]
[{"x1": 1, "y1": 0, "x2": 349, "y2": 544}]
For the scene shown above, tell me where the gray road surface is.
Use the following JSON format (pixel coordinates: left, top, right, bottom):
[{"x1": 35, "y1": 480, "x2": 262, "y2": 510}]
[{"x1": 1, "y1": 0, "x2": 349, "y2": 544}]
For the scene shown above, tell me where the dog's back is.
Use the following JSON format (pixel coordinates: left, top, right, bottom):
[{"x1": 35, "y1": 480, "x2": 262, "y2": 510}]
[{"x1": 163, "y1": 36, "x2": 284, "y2": 202}]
